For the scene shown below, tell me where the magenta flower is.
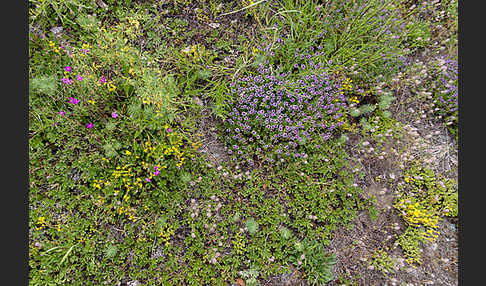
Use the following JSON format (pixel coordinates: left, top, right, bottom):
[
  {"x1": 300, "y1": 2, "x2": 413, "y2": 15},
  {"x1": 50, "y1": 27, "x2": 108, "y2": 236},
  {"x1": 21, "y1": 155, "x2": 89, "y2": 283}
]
[
  {"x1": 86, "y1": 122, "x2": 93, "y2": 129},
  {"x1": 145, "y1": 178, "x2": 151, "y2": 182},
  {"x1": 99, "y1": 76, "x2": 106, "y2": 84},
  {"x1": 167, "y1": 128, "x2": 172, "y2": 133},
  {"x1": 68, "y1": 97, "x2": 80, "y2": 104},
  {"x1": 153, "y1": 170, "x2": 160, "y2": 176},
  {"x1": 65, "y1": 66, "x2": 71, "y2": 72},
  {"x1": 76, "y1": 75, "x2": 83, "y2": 81},
  {"x1": 58, "y1": 111, "x2": 65, "y2": 116},
  {"x1": 61, "y1": 77, "x2": 73, "y2": 85},
  {"x1": 111, "y1": 111, "x2": 118, "y2": 118}
]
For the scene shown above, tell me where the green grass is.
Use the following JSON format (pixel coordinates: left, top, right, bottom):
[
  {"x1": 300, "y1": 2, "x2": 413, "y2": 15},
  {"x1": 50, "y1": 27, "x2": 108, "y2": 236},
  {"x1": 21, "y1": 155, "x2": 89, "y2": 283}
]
[{"x1": 29, "y1": 0, "x2": 458, "y2": 284}]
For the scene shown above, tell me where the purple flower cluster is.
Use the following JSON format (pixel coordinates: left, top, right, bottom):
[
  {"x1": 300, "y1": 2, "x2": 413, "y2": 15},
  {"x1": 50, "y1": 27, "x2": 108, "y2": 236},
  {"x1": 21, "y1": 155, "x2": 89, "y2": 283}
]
[
  {"x1": 223, "y1": 43, "x2": 349, "y2": 163},
  {"x1": 435, "y1": 57, "x2": 458, "y2": 115},
  {"x1": 432, "y1": 56, "x2": 457, "y2": 136}
]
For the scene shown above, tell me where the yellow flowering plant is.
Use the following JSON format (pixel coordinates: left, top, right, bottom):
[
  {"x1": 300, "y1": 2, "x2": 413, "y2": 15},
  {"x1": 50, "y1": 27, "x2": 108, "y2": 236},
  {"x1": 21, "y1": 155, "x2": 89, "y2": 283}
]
[
  {"x1": 394, "y1": 165, "x2": 458, "y2": 266},
  {"x1": 90, "y1": 126, "x2": 195, "y2": 219}
]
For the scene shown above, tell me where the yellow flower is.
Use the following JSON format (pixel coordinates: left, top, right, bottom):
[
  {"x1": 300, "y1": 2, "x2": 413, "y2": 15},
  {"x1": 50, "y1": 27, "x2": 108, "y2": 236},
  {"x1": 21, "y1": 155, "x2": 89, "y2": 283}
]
[{"x1": 108, "y1": 84, "x2": 117, "y2": 92}]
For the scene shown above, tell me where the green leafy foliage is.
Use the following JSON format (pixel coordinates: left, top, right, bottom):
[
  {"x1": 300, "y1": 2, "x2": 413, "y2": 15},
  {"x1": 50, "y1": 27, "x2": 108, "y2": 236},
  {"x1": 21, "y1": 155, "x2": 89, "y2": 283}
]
[
  {"x1": 30, "y1": 75, "x2": 58, "y2": 96},
  {"x1": 245, "y1": 218, "x2": 259, "y2": 235},
  {"x1": 404, "y1": 20, "x2": 431, "y2": 50},
  {"x1": 291, "y1": 238, "x2": 337, "y2": 284},
  {"x1": 28, "y1": 0, "x2": 457, "y2": 284},
  {"x1": 394, "y1": 165, "x2": 458, "y2": 265}
]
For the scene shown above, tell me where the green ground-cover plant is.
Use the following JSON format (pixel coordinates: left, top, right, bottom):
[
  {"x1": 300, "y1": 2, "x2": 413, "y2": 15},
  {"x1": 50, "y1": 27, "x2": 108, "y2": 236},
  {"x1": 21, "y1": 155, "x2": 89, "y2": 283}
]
[
  {"x1": 394, "y1": 164, "x2": 457, "y2": 265},
  {"x1": 29, "y1": 0, "x2": 457, "y2": 284},
  {"x1": 403, "y1": 20, "x2": 431, "y2": 50},
  {"x1": 290, "y1": 238, "x2": 337, "y2": 285},
  {"x1": 369, "y1": 248, "x2": 397, "y2": 277},
  {"x1": 29, "y1": 0, "x2": 97, "y2": 31}
]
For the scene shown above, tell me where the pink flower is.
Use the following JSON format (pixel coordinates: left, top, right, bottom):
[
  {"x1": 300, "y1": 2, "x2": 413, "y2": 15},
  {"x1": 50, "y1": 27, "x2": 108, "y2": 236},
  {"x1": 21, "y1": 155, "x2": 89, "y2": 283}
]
[
  {"x1": 58, "y1": 111, "x2": 65, "y2": 116},
  {"x1": 99, "y1": 76, "x2": 106, "y2": 84},
  {"x1": 153, "y1": 170, "x2": 160, "y2": 176},
  {"x1": 86, "y1": 122, "x2": 93, "y2": 129},
  {"x1": 69, "y1": 97, "x2": 80, "y2": 104},
  {"x1": 61, "y1": 77, "x2": 73, "y2": 85},
  {"x1": 111, "y1": 112, "x2": 118, "y2": 118},
  {"x1": 76, "y1": 75, "x2": 83, "y2": 81},
  {"x1": 145, "y1": 178, "x2": 151, "y2": 182},
  {"x1": 65, "y1": 66, "x2": 71, "y2": 72}
]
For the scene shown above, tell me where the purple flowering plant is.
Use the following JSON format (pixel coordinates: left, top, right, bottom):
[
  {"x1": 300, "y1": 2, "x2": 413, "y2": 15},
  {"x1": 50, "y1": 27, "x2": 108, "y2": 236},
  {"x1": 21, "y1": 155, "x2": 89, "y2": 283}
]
[
  {"x1": 222, "y1": 40, "x2": 353, "y2": 164},
  {"x1": 48, "y1": 39, "x2": 125, "y2": 130},
  {"x1": 431, "y1": 57, "x2": 458, "y2": 137}
]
